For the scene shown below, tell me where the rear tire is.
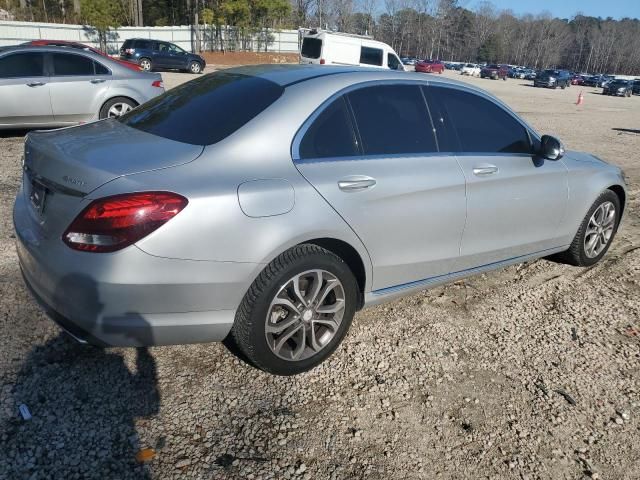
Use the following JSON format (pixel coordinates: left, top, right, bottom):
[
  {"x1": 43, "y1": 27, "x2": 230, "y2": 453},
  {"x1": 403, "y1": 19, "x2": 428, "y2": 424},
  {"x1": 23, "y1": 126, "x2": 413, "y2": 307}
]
[
  {"x1": 557, "y1": 190, "x2": 621, "y2": 267},
  {"x1": 139, "y1": 57, "x2": 152, "y2": 71},
  {"x1": 228, "y1": 244, "x2": 358, "y2": 375},
  {"x1": 99, "y1": 97, "x2": 137, "y2": 119}
]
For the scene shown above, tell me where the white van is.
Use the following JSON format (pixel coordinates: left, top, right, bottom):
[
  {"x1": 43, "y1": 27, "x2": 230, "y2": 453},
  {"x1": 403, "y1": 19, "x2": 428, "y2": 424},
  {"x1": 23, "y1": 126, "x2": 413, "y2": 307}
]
[{"x1": 300, "y1": 30, "x2": 405, "y2": 71}]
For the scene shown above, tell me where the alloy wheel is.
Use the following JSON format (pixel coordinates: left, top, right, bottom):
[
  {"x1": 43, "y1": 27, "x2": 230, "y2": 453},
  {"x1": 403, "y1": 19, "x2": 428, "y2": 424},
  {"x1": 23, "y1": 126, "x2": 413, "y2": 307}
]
[
  {"x1": 140, "y1": 59, "x2": 151, "y2": 71},
  {"x1": 190, "y1": 62, "x2": 201, "y2": 73},
  {"x1": 265, "y1": 269, "x2": 346, "y2": 361},
  {"x1": 584, "y1": 201, "x2": 616, "y2": 258},
  {"x1": 107, "y1": 102, "x2": 133, "y2": 118}
]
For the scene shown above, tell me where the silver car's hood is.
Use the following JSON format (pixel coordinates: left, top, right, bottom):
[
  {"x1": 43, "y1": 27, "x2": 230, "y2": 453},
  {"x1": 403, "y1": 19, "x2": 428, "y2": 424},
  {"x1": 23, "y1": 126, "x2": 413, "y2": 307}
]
[
  {"x1": 563, "y1": 150, "x2": 608, "y2": 166},
  {"x1": 25, "y1": 119, "x2": 204, "y2": 194}
]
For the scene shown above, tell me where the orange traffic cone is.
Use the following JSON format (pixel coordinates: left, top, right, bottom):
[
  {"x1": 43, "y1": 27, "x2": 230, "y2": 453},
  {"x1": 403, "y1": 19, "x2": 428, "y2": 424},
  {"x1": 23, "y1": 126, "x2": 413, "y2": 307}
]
[{"x1": 576, "y1": 90, "x2": 584, "y2": 105}]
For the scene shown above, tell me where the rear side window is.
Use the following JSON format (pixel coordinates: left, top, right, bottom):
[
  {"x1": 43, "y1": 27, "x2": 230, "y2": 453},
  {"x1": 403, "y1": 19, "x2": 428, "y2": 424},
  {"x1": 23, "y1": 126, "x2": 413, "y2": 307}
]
[
  {"x1": 0, "y1": 52, "x2": 45, "y2": 78},
  {"x1": 426, "y1": 86, "x2": 531, "y2": 154},
  {"x1": 120, "y1": 72, "x2": 284, "y2": 146},
  {"x1": 301, "y1": 37, "x2": 322, "y2": 59},
  {"x1": 360, "y1": 47, "x2": 383, "y2": 66},
  {"x1": 94, "y1": 61, "x2": 109, "y2": 75},
  {"x1": 134, "y1": 40, "x2": 152, "y2": 49},
  {"x1": 347, "y1": 84, "x2": 437, "y2": 155},
  {"x1": 299, "y1": 97, "x2": 358, "y2": 159},
  {"x1": 52, "y1": 53, "x2": 95, "y2": 76}
]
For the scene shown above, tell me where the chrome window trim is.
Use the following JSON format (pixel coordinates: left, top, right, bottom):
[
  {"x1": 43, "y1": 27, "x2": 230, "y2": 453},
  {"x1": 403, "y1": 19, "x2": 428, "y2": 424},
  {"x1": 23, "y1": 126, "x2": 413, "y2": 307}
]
[{"x1": 291, "y1": 78, "x2": 542, "y2": 163}]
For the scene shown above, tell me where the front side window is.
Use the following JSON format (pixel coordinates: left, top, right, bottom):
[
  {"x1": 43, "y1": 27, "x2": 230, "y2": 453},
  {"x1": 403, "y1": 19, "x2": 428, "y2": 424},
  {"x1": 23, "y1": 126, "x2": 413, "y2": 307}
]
[
  {"x1": 0, "y1": 52, "x2": 45, "y2": 78},
  {"x1": 168, "y1": 43, "x2": 185, "y2": 54},
  {"x1": 360, "y1": 47, "x2": 383, "y2": 66},
  {"x1": 387, "y1": 54, "x2": 401, "y2": 70},
  {"x1": 426, "y1": 86, "x2": 531, "y2": 154},
  {"x1": 52, "y1": 53, "x2": 96, "y2": 76},
  {"x1": 347, "y1": 84, "x2": 437, "y2": 155},
  {"x1": 299, "y1": 97, "x2": 358, "y2": 159},
  {"x1": 120, "y1": 71, "x2": 284, "y2": 146}
]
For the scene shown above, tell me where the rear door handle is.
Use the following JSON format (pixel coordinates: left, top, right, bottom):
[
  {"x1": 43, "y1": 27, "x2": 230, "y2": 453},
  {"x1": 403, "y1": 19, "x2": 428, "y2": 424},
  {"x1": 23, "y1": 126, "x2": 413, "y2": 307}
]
[
  {"x1": 90, "y1": 79, "x2": 106, "y2": 84},
  {"x1": 27, "y1": 82, "x2": 45, "y2": 87},
  {"x1": 338, "y1": 176, "x2": 377, "y2": 192},
  {"x1": 472, "y1": 165, "x2": 499, "y2": 176}
]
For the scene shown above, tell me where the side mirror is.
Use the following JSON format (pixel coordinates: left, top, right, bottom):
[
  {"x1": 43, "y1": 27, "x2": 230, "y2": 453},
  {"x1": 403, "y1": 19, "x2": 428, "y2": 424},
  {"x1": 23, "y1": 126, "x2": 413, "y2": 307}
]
[{"x1": 540, "y1": 135, "x2": 564, "y2": 160}]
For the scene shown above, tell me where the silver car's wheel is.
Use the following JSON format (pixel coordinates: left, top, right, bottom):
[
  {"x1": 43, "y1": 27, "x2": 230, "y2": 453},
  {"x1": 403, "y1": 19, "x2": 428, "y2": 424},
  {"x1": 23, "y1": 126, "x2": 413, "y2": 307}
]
[
  {"x1": 558, "y1": 190, "x2": 621, "y2": 267},
  {"x1": 99, "y1": 97, "x2": 137, "y2": 120},
  {"x1": 139, "y1": 58, "x2": 152, "y2": 71},
  {"x1": 107, "y1": 102, "x2": 133, "y2": 118},
  {"x1": 265, "y1": 269, "x2": 346, "y2": 361},
  {"x1": 584, "y1": 201, "x2": 616, "y2": 258},
  {"x1": 228, "y1": 244, "x2": 358, "y2": 375}
]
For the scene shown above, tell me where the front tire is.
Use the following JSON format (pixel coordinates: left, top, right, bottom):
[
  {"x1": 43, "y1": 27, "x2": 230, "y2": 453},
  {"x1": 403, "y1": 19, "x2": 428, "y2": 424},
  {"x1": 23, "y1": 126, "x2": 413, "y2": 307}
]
[
  {"x1": 560, "y1": 190, "x2": 621, "y2": 266},
  {"x1": 189, "y1": 61, "x2": 202, "y2": 74},
  {"x1": 229, "y1": 244, "x2": 358, "y2": 375}
]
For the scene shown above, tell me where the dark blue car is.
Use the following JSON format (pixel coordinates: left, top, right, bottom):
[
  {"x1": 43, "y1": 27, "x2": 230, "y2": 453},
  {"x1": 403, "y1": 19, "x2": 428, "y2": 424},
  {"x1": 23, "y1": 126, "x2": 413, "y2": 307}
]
[{"x1": 120, "y1": 38, "x2": 206, "y2": 74}]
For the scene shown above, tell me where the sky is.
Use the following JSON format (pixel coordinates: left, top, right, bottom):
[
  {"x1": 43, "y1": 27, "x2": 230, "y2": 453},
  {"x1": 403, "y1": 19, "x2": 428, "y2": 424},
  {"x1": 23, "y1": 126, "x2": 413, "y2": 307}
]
[{"x1": 468, "y1": 0, "x2": 640, "y2": 20}]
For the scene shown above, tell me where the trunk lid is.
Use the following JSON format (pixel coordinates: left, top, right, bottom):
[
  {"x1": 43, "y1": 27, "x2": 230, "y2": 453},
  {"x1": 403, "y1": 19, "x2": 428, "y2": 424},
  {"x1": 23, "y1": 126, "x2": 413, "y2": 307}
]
[
  {"x1": 25, "y1": 119, "x2": 204, "y2": 195},
  {"x1": 21, "y1": 119, "x2": 203, "y2": 238}
]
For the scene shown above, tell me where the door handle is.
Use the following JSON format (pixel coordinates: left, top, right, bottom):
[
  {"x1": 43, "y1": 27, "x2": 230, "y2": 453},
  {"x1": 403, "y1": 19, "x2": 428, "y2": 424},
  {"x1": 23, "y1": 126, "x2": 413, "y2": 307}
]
[
  {"x1": 90, "y1": 79, "x2": 106, "y2": 84},
  {"x1": 338, "y1": 176, "x2": 376, "y2": 192},
  {"x1": 472, "y1": 165, "x2": 499, "y2": 176},
  {"x1": 26, "y1": 82, "x2": 45, "y2": 87}
]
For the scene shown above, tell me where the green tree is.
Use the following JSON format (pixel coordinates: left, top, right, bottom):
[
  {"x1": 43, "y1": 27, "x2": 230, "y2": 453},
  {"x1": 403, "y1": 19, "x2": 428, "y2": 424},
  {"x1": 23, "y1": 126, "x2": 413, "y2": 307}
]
[{"x1": 80, "y1": 0, "x2": 122, "y2": 51}]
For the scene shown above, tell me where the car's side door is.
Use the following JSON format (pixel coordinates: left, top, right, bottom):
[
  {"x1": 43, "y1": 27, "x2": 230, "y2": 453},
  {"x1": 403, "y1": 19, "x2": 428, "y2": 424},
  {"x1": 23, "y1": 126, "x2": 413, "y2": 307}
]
[
  {"x1": 424, "y1": 84, "x2": 568, "y2": 269},
  {"x1": 48, "y1": 52, "x2": 112, "y2": 123},
  {"x1": 154, "y1": 42, "x2": 174, "y2": 68},
  {"x1": 167, "y1": 43, "x2": 188, "y2": 69},
  {"x1": 293, "y1": 83, "x2": 467, "y2": 292},
  {"x1": 0, "y1": 51, "x2": 53, "y2": 127}
]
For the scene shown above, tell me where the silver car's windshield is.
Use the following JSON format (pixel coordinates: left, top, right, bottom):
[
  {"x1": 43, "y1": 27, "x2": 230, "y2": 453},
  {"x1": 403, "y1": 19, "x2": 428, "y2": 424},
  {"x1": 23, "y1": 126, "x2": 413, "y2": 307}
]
[{"x1": 119, "y1": 72, "x2": 284, "y2": 146}]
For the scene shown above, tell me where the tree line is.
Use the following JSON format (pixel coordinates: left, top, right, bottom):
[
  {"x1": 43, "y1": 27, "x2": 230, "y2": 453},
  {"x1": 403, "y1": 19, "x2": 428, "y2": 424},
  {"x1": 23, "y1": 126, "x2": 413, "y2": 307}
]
[{"x1": 4, "y1": 0, "x2": 640, "y2": 74}]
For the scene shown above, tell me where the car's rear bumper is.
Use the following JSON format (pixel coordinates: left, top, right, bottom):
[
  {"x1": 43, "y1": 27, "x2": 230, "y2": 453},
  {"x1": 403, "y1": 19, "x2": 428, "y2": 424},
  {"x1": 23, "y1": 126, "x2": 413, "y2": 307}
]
[{"x1": 13, "y1": 189, "x2": 258, "y2": 347}]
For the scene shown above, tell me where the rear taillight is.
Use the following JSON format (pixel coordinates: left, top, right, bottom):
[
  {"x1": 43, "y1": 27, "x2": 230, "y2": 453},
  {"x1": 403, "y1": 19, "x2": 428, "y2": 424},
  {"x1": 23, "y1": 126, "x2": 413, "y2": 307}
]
[
  {"x1": 63, "y1": 192, "x2": 188, "y2": 253},
  {"x1": 152, "y1": 80, "x2": 164, "y2": 88},
  {"x1": 125, "y1": 48, "x2": 135, "y2": 54},
  {"x1": 319, "y1": 58, "x2": 325, "y2": 64}
]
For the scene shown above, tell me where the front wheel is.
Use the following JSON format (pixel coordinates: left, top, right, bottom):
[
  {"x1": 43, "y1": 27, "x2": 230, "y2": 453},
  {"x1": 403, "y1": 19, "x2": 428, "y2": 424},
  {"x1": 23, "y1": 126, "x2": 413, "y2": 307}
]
[
  {"x1": 189, "y1": 61, "x2": 202, "y2": 74},
  {"x1": 228, "y1": 244, "x2": 358, "y2": 375},
  {"x1": 559, "y1": 190, "x2": 621, "y2": 266}
]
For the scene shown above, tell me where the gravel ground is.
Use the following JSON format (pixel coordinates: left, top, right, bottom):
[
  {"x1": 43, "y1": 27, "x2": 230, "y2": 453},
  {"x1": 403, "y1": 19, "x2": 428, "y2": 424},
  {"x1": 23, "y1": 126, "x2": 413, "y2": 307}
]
[{"x1": 1, "y1": 69, "x2": 639, "y2": 480}]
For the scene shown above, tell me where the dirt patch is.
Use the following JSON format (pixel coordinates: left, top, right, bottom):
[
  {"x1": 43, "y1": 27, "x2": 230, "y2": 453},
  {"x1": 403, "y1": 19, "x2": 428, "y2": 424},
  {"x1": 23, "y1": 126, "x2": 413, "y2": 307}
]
[{"x1": 200, "y1": 51, "x2": 298, "y2": 65}]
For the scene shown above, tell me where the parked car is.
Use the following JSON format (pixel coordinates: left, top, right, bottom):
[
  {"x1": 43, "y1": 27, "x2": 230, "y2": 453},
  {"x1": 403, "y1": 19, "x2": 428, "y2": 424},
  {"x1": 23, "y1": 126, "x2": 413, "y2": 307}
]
[
  {"x1": 524, "y1": 69, "x2": 537, "y2": 80},
  {"x1": 25, "y1": 39, "x2": 141, "y2": 71},
  {"x1": 480, "y1": 64, "x2": 507, "y2": 80},
  {"x1": 120, "y1": 38, "x2": 206, "y2": 73},
  {"x1": 571, "y1": 75, "x2": 585, "y2": 85},
  {"x1": 14, "y1": 65, "x2": 626, "y2": 375},
  {"x1": 508, "y1": 67, "x2": 526, "y2": 79},
  {"x1": 534, "y1": 69, "x2": 571, "y2": 89},
  {"x1": 300, "y1": 29, "x2": 404, "y2": 71},
  {"x1": 415, "y1": 59, "x2": 444, "y2": 74},
  {"x1": 0, "y1": 45, "x2": 164, "y2": 129},
  {"x1": 460, "y1": 63, "x2": 481, "y2": 76},
  {"x1": 602, "y1": 79, "x2": 633, "y2": 97},
  {"x1": 401, "y1": 57, "x2": 416, "y2": 66},
  {"x1": 632, "y1": 79, "x2": 640, "y2": 95}
]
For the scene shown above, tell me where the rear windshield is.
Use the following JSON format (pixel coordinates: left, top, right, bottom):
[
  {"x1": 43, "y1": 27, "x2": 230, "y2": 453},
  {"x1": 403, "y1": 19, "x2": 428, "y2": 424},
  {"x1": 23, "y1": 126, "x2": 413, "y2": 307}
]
[
  {"x1": 119, "y1": 72, "x2": 284, "y2": 146},
  {"x1": 301, "y1": 37, "x2": 322, "y2": 59}
]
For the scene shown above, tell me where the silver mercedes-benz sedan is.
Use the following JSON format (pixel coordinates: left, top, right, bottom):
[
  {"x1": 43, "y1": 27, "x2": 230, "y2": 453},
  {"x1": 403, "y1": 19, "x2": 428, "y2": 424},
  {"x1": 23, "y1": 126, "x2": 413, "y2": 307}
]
[
  {"x1": 14, "y1": 65, "x2": 626, "y2": 375},
  {"x1": 0, "y1": 45, "x2": 164, "y2": 129}
]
